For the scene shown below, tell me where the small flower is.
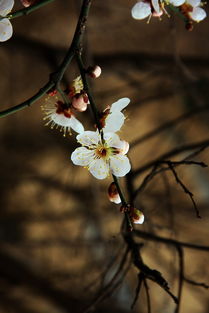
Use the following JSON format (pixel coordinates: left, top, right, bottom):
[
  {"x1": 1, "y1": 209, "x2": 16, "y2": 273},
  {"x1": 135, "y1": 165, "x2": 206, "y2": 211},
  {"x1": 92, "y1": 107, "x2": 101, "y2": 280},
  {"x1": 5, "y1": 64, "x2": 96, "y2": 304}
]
[
  {"x1": 108, "y1": 182, "x2": 121, "y2": 204},
  {"x1": 130, "y1": 207, "x2": 145, "y2": 224},
  {"x1": 101, "y1": 98, "x2": 130, "y2": 133},
  {"x1": 42, "y1": 97, "x2": 84, "y2": 136},
  {"x1": 87, "y1": 65, "x2": 102, "y2": 78},
  {"x1": 180, "y1": 0, "x2": 206, "y2": 23},
  {"x1": 0, "y1": 0, "x2": 14, "y2": 42},
  {"x1": 71, "y1": 131, "x2": 131, "y2": 180}
]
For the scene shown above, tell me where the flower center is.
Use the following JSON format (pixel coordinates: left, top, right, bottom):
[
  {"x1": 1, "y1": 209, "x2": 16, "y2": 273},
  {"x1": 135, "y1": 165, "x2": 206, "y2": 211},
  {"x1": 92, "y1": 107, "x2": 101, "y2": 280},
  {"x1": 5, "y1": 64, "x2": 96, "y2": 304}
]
[
  {"x1": 95, "y1": 144, "x2": 112, "y2": 160},
  {"x1": 56, "y1": 101, "x2": 72, "y2": 118}
]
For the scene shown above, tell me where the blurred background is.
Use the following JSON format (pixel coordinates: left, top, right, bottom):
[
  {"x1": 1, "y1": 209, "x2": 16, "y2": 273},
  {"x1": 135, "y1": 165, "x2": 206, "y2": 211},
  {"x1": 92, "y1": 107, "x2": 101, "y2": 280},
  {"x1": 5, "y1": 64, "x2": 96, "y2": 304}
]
[{"x1": 0, "y1": 0, "x2": 209, "y2": 312}]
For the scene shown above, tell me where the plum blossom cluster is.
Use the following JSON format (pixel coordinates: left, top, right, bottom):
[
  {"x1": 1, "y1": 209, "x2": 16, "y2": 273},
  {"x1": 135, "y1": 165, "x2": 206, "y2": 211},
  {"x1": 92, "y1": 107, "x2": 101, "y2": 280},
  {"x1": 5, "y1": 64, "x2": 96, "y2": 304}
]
[
  {"x1": 131, "y1": 0, "x2": 207, "y2": 29},
  {"x1": 42, "y1": 71, "x2": 144, "y2": 226},
  {"x1": 71, "y1": 98, "x2": 131, "y2": 180}
]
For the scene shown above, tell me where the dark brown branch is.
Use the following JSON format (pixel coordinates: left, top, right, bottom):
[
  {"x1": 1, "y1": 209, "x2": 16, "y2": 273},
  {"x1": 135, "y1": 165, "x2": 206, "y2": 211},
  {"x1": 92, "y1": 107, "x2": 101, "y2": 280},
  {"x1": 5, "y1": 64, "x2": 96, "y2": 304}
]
[
  {"x1": 167, "y1": 162, "x2": 201, "y2": 218},
  {"x1": 133, "y1": 139, "x2": 209, "y2": 177},
  {"x1": 184, "y1": 277, "x2": 209, "y2": 289},
  {"x1": 131, "y1": 272, "x2": 144, "y2": 310},
  {"x1": 175, "y1": 246, "x2": 184, "y2": 313},
  {"x1": 133, "y1": 230, "x2": 209, "y2": 251}
]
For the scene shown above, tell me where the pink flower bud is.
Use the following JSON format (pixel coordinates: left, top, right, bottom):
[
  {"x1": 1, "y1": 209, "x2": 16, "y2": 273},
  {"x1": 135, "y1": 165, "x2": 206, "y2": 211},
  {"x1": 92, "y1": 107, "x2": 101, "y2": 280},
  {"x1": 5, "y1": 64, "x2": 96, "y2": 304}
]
[
  {"x1": 20, "y1": 0, "x2": 40, "y2": 7},
  {"x1": 72, "y1": 93, "x2": 88, "y2": 112},
  {"x1": 47, "y1": 88, "x2": 57, "y2": 97},
  {"x1": 87, "y1": 65, "x2": 102, "y2": 79},
  {"x1": 108, "y1": 182, "x2": 121, "y2": 204},
  {"x1": 130, "y1": 207, "x2": 144, "y2": 224}
]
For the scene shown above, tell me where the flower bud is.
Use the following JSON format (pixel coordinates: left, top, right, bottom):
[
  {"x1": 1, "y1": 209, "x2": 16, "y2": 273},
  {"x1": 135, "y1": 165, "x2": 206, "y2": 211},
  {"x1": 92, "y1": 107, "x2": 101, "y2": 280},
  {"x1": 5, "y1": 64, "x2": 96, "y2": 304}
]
[
  {"x1": 87, "y1": 65, "x2": 102, "y2": 79},
  {"x1": 130, "y1": 207, "x2": 144, "y2": 224},
  {"x1": 108, "y1": 182, "x2": 121, "y2": 204},
  {"x1": 20, "y1": 0, "x2": 39, "y2": 7},
  {"x1": 72, "y1": 93, "x2": 88, "y2": 112},
  {"x1": 47, "y1": 88, "x2": 57, "y2": 97}
]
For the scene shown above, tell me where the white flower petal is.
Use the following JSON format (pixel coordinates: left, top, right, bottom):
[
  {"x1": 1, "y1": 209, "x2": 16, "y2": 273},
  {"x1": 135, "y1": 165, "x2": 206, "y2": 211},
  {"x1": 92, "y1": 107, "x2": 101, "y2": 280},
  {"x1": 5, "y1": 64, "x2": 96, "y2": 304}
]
[
  {"x1": 0, "y1": 18, "x2": 13, "y2": 42},
  {"x1": 170, "y1": 0, "x2": 185, "y2": 6},
  {"x1": 103, "y1": 111, "x2": 125, "y2": 133},
  {"x1": 71, "y1": 147, "x2": 94, "y2": 166},
  {"x1": 110, "y1": 97, "x2": 130, "y2": 112},
  {"x1": 104, "y1": 132, "x2": 123, "y2": 149},
  {"x1": 189, "y1": 7, "x2": 206, "y2": 21},
  {"x1": 0, "y1": 0, "x2": 14, "y2": 16},
  {"x1": 51, "y1": 113, "x2": 72, "y2": 127},
  {"x1": 131, "y1": 1, "x2": 151, "y2": 20},
  {"x1": 151, "y1": 0, "x2": 160, "y2": 13},
  {"x1": 187, "y1": 0, "x2": 200, "y2": 7},
  {"x1": 88, "y1": 158, "x2": 109, "y2": 180},
  {"x1": 76, "y1": 131, "x2": 100, "y2": 147},
  {"x1": 69, "y1": 115, "x2": 84, "y2": 134},
  {"x1": 110, "y1": 155, "x2": 131, "y2": 177}
]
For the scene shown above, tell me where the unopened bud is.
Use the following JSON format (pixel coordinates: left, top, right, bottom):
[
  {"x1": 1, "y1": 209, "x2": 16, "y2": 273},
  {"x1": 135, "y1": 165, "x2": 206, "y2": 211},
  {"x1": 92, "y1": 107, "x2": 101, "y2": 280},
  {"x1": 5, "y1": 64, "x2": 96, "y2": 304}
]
[
  {"x1": 20, "y1": 0, "x2": 40, "y2": 7},
  {"x1": 87, "y1": 65, "x2": 102, "y2": 79},
  {"x1": 72, "y1": 93, "x2": 88, "y2": 112},
  {"x1": 108, "y1": 182, "x2": 121, "y2": 204},
  {"x1": 130, "y1": 207, "x2": 144, "y2": 224},
  {"x1": 47, "y1": 88, "x2": 57, "y2": 97}
]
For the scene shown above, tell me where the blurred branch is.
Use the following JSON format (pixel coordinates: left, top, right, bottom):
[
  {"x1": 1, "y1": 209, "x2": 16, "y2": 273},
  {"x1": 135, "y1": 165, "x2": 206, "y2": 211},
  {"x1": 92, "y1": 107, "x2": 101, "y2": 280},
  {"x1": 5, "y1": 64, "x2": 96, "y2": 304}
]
[
  {"x1": 184, "y1": 277, "x2": 209, "y2": 289},
  {"x1": 167, "y1": 162, "x2": 201, "y2": 218},
  {"x1": 133, "y1": 230, "x2": 209, "y2": 251},
  {"x1": 131, "y1": 105, "x2": 209, "y2": 149},
  {"x1": 175, "y1": 246, "x2": 184, "y2": 313},
  {"x1": 133, "y1": 139, "x2": 209, "y2": 177}
]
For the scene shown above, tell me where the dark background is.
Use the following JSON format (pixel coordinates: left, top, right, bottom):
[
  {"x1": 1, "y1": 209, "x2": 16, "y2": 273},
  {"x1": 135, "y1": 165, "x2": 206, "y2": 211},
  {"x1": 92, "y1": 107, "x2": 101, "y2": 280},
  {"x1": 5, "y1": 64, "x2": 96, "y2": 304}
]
[{"x1": 0, "y1": 1, "x2": 209, "y2": 312}]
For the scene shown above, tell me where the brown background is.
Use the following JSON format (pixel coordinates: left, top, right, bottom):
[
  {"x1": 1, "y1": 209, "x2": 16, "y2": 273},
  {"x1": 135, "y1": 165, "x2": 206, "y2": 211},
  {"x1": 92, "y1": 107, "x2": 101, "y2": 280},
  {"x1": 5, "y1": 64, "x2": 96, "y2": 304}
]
[{"x1": 0, "y1": 1, "x2": 209, "y2": 312}]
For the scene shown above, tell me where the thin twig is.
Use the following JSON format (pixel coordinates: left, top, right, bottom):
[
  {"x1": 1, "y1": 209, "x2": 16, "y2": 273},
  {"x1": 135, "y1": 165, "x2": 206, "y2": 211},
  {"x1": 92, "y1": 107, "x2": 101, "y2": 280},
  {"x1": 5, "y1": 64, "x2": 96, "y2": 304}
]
[
  {"x1": 143, "y1": 278, "x2": 152, "y2": 313},
  {"x1": 175, "y1": 246, "x2": 184, "y2": 313},
  {"x1": 131, "y1": 272, "x2": 144, "y2": 310},
  {"x1": 133, "y1": 139, "x2": 209, "y2": 177},
  {"x1": 168, "y1": 162, "x2": 201, "y2": 218},
  {"x1": 184, "y1": 277, "x2": 209, "y2": 289},
  {"x1": 133, "y1": 230, "x2": 209, "y2": 251}
]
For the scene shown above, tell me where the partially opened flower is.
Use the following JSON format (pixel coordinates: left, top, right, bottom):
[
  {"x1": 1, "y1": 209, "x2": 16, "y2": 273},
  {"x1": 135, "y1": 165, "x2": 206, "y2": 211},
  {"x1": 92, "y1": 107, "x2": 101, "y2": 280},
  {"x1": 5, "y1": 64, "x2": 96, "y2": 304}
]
[
  {"x1": 101, "y1": 98, "x2": 130, "y2": 133},
  {"x1": 108, "y1": 182, "x2": 121, "y2": 204},
  {"x1": 71, "y1": 131, "x2": 131, "y2": 179},
  {"x1": 0, "y1": 0, "x2": 14, "y2": 42},
  {"x1": 42, "y1": 97, "x2": 84, "y2": 136},
  {"x1": 130, "y1": 207, "x2": 145, "y2": 224}
]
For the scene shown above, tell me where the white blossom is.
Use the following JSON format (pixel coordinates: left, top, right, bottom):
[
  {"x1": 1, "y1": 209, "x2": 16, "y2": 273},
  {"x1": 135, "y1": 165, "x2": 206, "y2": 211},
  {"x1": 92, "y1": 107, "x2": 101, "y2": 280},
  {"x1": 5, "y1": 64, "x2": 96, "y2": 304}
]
[
  {"x1": 189, "y1": 5, "x2": 206, "y2": 22},
  {"x1": 102, "y1": 97, "x2": 130, "y2": 133},
  {"x1": 0, "y1": 0, "x2": 14, "y2": 42},
  {"x1": 131, "y1": 1, "x2": 152, "y2": 20},
  {"x1": 42, "y1": 98, "x2": 84, "y2": 136},
  {"x1": 71, "y1": 131, "x2": 131, "y2": 180},
  {"x1": 169, "y1": 0, "x2": 185, "y2": 6}
]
